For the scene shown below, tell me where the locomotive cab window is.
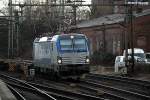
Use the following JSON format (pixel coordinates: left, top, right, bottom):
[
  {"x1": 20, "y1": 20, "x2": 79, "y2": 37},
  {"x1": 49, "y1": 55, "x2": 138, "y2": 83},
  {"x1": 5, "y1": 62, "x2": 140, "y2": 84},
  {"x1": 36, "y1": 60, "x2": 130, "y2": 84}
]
[
  {"x1": 74, "y1": 38, "x2": 87, "y2": 52},
  {"x1": 60, "y1": 39, "x2": 73, "y2": 51}
]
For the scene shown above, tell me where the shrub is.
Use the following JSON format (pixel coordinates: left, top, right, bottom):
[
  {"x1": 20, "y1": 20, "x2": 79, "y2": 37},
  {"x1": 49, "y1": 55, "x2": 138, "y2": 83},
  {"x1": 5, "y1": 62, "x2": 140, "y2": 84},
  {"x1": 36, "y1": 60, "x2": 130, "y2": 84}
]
[{"x1": 91, "y1": 51, "x2": 115, "y2": 66}]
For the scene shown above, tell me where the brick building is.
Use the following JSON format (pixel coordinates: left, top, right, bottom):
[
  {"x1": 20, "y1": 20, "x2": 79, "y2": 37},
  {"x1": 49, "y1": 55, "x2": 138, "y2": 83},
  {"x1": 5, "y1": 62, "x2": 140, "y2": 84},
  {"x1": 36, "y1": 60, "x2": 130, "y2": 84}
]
[
  {"x1": 91, "y1": 0, "x2": 114, "y2": 17},
  {"x1": 72, "y1": 9, "x2": 150, "y2": 55},
  {"x1": 134, "y1": 11, "x2": 150, "y2": 52},
  {"x1": 91, "y1": 0, "x2": 150, "y2": 18}
]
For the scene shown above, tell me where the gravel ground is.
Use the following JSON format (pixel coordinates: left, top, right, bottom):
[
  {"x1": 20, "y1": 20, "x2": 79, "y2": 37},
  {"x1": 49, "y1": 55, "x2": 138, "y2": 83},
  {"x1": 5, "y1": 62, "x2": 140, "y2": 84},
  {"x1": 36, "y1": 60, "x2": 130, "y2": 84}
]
[
  {"x1": 131, "y1": 74, "x2": 150, "y2": 82},
  {"x1": 90, "y1": 65, "x2": 150, "y2": 82},
  {"x1": 90, "y1": 65, "x2": 114, "y2": 74}
]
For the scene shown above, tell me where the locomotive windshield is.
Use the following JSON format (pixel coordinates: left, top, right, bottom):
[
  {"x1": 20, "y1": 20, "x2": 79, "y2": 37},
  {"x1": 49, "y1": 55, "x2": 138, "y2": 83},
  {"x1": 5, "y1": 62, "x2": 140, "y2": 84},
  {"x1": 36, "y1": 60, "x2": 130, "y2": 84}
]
[
  {"x1": 58, "y1": 35, "x2": 88, "y2": 52},
  {"x1": 60, "y1": 39, "x2": 73, "y2": 51},
  {"x1": 74, "y1": 38, "x2": 87, "y2": 52}
]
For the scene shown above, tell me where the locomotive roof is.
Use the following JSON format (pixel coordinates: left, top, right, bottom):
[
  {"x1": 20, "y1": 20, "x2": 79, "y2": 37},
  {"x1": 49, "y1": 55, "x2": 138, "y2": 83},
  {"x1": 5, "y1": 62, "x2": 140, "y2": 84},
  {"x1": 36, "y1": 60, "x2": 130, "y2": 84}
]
[
  {"x1": 34, "y1": 37, "x2": 52, "y2": 42},
  {"x1": 34, "y1": 33, "x2": 86, "y2": 43}
]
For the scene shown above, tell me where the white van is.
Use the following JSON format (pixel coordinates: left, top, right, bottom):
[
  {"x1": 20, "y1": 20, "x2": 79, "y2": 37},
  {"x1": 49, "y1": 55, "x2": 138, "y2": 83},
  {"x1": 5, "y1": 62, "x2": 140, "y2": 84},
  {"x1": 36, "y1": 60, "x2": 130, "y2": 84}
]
[
  {"x1": 123, "y1": 48, "x2": 146, "y2": 63},
  {"x1": 114, "y1": 56, "x2": 127, "y2": 74},
  {"x1": 145, "y1": 53, "x2": 150, "y2": 64}
]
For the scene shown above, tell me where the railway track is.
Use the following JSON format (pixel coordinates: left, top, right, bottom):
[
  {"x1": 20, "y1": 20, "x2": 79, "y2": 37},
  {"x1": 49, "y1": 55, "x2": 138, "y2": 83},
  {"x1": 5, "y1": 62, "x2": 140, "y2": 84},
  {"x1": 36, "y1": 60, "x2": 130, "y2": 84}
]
[
  {"x1": 87, "y1": 73, "x2": 150, "y2": 88},
  {"x1": 8, "y1": 81, "x2": 72, "y2": 100},
  {"x1": 36, "y1": 78, "x2": 131, "y2": 100},
  {"x1": 1, "y1": 71, "x2": 150, "y2": 100},
  {"x1": 85, "y1": 73, "x2": 150, "y2": 95},
  {"x1": 28, "y1": 81, "x2": 104, "y2": 100},
  {"x1": 7, "y1": 85, "x2": 26, "y2": 100},
  {"x1": 82, "y1": 73, "x2": 150, "y2": 100},
  {"x1": 76, "y1": 82, "x2": 128, "y2": 100},
  {"x1": 33, "y1": 78, "x2": 128, "y2": 100},
  {"x1": 0, "y1": 73, "x2": 56, "y2": 100},
  {"x1": 0, "y1": 73, "x2": 104, "y2": 100}
]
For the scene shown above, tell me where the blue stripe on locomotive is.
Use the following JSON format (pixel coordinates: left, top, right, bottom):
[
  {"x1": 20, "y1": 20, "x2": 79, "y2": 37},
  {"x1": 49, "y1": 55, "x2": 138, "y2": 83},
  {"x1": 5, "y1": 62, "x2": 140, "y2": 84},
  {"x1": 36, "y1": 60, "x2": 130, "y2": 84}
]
[{"x1": 56, "y1": 35, "x2": 89, "y2": 53}]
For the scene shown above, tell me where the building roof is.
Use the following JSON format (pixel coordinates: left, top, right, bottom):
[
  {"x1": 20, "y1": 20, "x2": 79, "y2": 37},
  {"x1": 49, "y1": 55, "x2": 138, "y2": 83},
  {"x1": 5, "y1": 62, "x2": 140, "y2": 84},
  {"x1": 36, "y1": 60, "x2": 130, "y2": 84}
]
[
  {"x1": 75, "y1": 9, "x2": 150, "y2": 29},
  {"x1": 76, "y1": 14, "x2": 125, "y2": 28},
  {"x1": 134, "y1": 9, "x2": 150, "y2": 17}
]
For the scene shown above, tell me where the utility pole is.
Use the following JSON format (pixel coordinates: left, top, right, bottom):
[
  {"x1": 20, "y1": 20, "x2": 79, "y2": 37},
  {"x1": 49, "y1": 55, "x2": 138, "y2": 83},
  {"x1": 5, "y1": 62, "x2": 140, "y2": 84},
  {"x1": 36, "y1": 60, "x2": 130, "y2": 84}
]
[
  {"x1": 129, "y1": 4, "x2": 135, "y2": 73},
  {"x1": 124, "y1": 3, "x2": 129, "y2": 74},
  {"x1": 46, "y1": 0, "x2": 49, "y2": 14},
  {"x1": 125, "y1": 0, "x2": 149, "y2": 75},
  {"x1": 8, "y1": 0, "x2": 22, "y2": 58},
  {"x1": 72, "y1": 4, "x2": 77, "y2": 25},
  {"x1": 59, "y1": 0, "x2": 65, "y2": 32},
  {"x1": 125, "y1": 2, "x2": 135, "y2": 75},
  {"x1": 102, "y1": 23, "x2": 106, "y2": 53},
  {"x1": 62, "y1": 0, "x2": 65, "y2": 31},
  {"x1": 14, "y1": 10, "x2": 19, "y2": 57},
  {"x1": 8, "y1": 0, "x2": 13, "y2": 58},
  {"x1": 102, "y1": 23, "x2": 106, "y2": 62}
]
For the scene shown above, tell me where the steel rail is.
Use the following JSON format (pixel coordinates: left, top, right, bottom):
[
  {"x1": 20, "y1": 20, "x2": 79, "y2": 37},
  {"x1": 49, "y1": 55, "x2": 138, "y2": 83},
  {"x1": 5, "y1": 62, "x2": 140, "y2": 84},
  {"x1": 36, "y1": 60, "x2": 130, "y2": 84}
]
[
  {"x1": 85, "y1": 74, "x2": 150, "y2": 96},
  {"x1": 76, "y1": 83, "x2": 128, "y2": 100},
  {"x1": 8, "y1": 82, "x2": 61, "y2": 100},
  {"x1": 7, "y1": 84, "x2": 26, "y2": 100},
  {"x1": 55, "y1": 80, "x2": 128, "y2": 100},
  {"x1": 46, "y1": 92, "x2": 77, "y2": 100},
  {"x1": 0, "y1": 73, "x2": 56, "y2": 100},
  {"x1": 87, "y1": 74, "x2": 150, "y2": 88},
  {"x1": 28, "y1": 81, "x2": 105, "y2": 100},
  {"x1": 7, "y1": 81, "x2": 74, "y2": 100},
  {"x1": 81, "y1": 79, "x2": 150, "y2": 100}
]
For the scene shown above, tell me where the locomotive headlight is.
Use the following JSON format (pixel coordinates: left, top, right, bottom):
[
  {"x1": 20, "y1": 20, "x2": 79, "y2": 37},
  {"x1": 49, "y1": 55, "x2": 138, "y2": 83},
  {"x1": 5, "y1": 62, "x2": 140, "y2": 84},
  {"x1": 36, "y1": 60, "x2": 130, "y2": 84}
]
[
  {"x1": 70, "y1": 35, "x2": 74, "y2": 39},
  {"x1": 85, "y1": 57, "x2": 90, "y2": 63},
  {"x1": 58, "y1": 59, "x2": 62, "y2": 64},
  {"x1": 57, "y1": 57, "x2": 62, "y2": 64},
  {"x1": 86, "y1": 58, "x2": 90, "y2": 63}
]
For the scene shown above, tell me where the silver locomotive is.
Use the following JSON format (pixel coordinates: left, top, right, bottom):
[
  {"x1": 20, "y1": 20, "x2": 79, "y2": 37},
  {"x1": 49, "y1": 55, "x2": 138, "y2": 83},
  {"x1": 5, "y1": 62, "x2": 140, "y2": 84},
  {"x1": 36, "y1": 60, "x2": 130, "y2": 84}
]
[{"x1": 33, "y1": 33, "x2": 90, "y2": 78}]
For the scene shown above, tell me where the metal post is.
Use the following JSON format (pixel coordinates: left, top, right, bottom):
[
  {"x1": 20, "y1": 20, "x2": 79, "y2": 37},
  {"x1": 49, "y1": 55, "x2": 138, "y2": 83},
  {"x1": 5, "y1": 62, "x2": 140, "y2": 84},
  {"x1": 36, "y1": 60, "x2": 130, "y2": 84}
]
[
  {"x1": 72, "y1": 5, "x2": 77, "y2": 25},
  {"x1": 102, "y1": 23, "x2": 106, "y2": 63},
  {"x1": 125, "y1": 3, "x2": 134, "y2": 75},
  {"x1": 125, "y1": 3, "x2": 129, "y2": 74},
  {"x1": 102, "y1": 23, "x2": 106, "y2": 53},
  {"x1": 8, "y1": 0, "x2": 13, "y2": 58},
  {"x1": 58, "y1": 0, "x2": 65, "y2": 32},
  {"x1": 16, "y1": 16, "x2": 19, "y2": 57},
  {"x1": 130, "y1": 5, "x2": 134, "y2": 73},
  {"x1": 62, "y1": 0, "x2": 65, "y2": 31},
  {"x1": 11, "y1": 18, "x2": 14, "y2": 58}
]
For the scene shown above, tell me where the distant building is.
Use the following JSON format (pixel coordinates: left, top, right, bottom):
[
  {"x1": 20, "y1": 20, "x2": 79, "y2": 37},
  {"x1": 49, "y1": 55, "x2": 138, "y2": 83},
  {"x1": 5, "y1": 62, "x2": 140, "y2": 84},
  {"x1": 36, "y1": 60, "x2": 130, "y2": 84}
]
[
  {"x1": 71, "y1": 9, "x2": 150, "y2": 55},
  {"x1": 91, "y1": 0, "x2": 150, "y2": 18},
  {"x1": 91, "y1": 0, "x2": 114, "y2": 18}
]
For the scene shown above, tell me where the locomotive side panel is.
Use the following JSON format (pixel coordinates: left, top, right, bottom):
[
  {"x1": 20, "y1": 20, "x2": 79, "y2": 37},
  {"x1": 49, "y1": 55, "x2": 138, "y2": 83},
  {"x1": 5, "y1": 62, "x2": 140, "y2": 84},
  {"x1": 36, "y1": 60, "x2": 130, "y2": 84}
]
[{"x1": 34, "y1": 41, "x2": 52, "y2": 68}]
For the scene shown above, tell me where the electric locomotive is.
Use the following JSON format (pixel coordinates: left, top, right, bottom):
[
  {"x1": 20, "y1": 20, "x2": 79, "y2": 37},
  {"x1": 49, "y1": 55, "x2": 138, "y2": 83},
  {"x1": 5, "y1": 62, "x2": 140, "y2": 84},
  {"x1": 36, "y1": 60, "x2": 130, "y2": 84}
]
[{"x1": 33, "y1": 33, "x2": 90, "y2": 78}]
